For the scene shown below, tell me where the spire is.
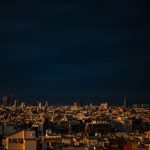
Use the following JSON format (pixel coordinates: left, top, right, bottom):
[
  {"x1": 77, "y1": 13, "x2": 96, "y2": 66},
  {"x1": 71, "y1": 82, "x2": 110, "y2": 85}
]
[{"x1": 124, "y1": 97, "x2": 128, "y2": 108}]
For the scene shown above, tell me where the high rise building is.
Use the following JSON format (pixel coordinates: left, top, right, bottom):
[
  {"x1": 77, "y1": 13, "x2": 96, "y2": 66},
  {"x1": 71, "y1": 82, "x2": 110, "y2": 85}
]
[
  {"x1": 13, "y1": 99, "x2": 17, "y2": 107},
  {"x1": 45, "y1": 101, "x2": 48, "y2": 107},
  {"x1": 124, "y1": 97, "x2": 128, "y2": 108},
  {"x1": 2, "y1": 96, "x2": 8, "y2": 106}
]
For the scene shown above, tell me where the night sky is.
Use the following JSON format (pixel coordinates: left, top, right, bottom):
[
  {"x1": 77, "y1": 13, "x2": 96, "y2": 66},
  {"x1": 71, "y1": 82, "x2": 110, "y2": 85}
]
[{"x1": 0, "y1": 0, "x2": 150, "y2": 104}]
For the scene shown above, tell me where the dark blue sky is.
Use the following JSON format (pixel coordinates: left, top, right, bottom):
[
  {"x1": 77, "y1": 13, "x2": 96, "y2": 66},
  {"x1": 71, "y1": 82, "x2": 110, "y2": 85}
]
[{"x1": 0, "y1": 0, "x2": 150, "y2": 103}]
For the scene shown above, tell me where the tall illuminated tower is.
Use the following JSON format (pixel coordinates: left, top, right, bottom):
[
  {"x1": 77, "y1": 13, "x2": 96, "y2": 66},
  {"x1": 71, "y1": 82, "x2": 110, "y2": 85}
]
[{"x1": 124, "y1": 97, "x2": 128, "y2": 108}]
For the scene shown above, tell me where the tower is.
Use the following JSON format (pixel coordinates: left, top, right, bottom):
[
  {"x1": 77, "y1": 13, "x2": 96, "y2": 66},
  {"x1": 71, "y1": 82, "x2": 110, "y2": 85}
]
[
  {"x1": 124, "y1": 97, "x2": 128, "y2": 108},
  {"x1": 2, "y1": 96, "x2": 8, "y2": 106},
  {"x1": 45, "y1": 101, "x2": 48, "y2": 107},
  {"x1": 13, "y1": 99, "x2": 17, "y2": 107},
  {"x1": 38, "y1": 102, "x2": 42, "y2": 109}
]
